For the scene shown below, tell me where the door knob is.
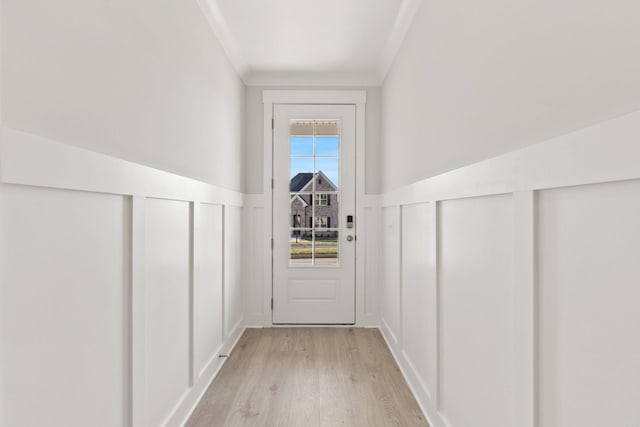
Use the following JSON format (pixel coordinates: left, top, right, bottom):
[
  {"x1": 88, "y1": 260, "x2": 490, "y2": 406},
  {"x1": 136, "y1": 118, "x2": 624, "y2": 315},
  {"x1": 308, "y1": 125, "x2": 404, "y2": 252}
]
[{"x1": 346, "y1": 235, "x2": 354, "y2": 242}]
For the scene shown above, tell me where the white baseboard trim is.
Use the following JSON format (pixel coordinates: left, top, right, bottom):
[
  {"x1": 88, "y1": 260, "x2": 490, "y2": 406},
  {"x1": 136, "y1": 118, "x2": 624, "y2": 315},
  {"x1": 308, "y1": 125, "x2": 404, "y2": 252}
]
[
  {"x1": 224, "y1": 318, "x2": 245, "y2": 350},
  {"x1": 174, "y1": 326, "x2": 247, "y2": 427},
  {"x1": 380, "y1": 317, "x2": 399, "y2": 346},
  {"x1": 379, "y1": 324, "x2": 446, "y2": 427}
]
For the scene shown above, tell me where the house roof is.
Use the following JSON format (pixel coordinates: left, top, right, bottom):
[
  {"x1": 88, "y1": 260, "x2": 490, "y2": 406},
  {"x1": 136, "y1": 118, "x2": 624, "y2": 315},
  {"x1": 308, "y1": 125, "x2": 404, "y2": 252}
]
[
  {"x1": 290, "y1": 172, "x2": 314, "y2": 191},
  {"x1": 290, "y1": 171, "x2": 337, "y2": 192}
]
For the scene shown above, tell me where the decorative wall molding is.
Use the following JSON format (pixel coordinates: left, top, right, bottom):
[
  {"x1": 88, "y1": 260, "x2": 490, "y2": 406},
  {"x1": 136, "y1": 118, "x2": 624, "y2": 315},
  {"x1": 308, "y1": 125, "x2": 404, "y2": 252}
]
[
  {"x1": 195, "y1": 0, "x2": 250, "y2": 80},
  {"x1": 0, "y1": 129, "x2": 245, "y2": 427},
  {"x1": 0, "y1": 127, "x2": 243, "y2": 206},
  {"x1": 380, "y1": 110, "x2": 640, "y2": 206},
  {"x1": 195, "y1": 1, "x2": 424, "y2": 86},
  {"x1": 376, "y1": 0, "x2": 424, "y2": 84},
  {"x1": 378, "y1": 110, "x2": 640, "y2": 427}
]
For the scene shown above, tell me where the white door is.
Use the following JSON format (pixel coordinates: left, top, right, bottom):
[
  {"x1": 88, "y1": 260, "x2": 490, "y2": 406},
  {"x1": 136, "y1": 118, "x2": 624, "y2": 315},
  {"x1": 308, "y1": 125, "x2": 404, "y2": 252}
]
[{"x1": 272, "y1": 104, "x2": 356, "y2": 324}]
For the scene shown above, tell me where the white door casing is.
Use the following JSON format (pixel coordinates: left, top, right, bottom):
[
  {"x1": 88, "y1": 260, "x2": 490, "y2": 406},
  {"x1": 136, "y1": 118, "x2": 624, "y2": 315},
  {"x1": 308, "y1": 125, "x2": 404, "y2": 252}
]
[{"x1": 272, "y1": 104, "x2": 356, "y2": 324}]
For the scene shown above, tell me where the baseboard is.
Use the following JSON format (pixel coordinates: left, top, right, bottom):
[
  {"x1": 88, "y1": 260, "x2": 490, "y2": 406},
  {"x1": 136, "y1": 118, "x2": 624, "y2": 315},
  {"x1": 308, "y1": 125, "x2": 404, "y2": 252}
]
[
  {"x1": 380, "y1": 317, "x2": 399, "y2": 346},
  {"x1": 164, "y1": 325, "x2": 247, "y2": 427},
  {"x1": 378, "y1": 324, "x2": 445, "y2": 427},
  {"x1": 356, "y1": 313, "x2": 380, "y2": 327}
]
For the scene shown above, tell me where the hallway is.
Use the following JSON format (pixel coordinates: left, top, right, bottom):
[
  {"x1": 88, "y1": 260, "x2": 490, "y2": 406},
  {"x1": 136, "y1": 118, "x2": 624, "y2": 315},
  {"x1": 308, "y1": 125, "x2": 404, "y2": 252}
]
[
  {"x1": 2, "y1": 0, "x2": 640, "y2": 426},
  {"x1": 186, "y1": 328, "x2": 427, "y2": 427}
]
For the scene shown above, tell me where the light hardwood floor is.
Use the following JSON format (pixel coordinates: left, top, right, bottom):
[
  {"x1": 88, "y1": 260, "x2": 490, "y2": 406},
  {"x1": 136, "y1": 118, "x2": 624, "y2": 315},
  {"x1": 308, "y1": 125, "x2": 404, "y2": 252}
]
[{"x1": 186, "y1": 328, "x2": 428, "y2": 427}]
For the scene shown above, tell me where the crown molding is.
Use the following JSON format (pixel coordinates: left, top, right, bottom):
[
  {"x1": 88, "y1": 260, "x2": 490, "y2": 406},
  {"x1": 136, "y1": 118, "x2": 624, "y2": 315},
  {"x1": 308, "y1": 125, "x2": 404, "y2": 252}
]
[
  {"x1": 197, "y1": 0, "x2": 423, "y2": 87},
  {"x1": 246, "y1": 70, "x2": 380, "y2": 87},
  {"x1": 196, "y1": 0, "x2": 250, "y2": 79},
  {"x1": 376, "y1": 0, "x2": 423, "y2": 84}
]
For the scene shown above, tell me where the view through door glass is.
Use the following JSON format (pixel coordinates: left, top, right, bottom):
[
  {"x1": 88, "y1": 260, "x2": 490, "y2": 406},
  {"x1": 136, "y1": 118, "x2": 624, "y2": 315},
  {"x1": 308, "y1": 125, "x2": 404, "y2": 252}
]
[
  {"x1": 289, "y1": 119, "x2": 340, "y2": 265},
  {"x1": 273, "y1": 103, "x2": 355, "y2": 324}
]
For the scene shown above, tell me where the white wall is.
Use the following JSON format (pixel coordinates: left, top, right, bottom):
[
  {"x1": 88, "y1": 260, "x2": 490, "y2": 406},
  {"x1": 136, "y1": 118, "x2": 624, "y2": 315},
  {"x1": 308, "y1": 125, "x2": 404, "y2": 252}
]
[
  {"x1": 0, "y1": 134, "x2": 245, "y2": 427},
  {"x1": 0, "y1": 1, "x2": 246, "y2": 425},
  {"x1": 243, "y1": 86, "x2": 381, "y2": 194},
  {"x1": 380, "y1": 0, "x2": 640, "y2": 192},
  {"x1": 2, "y1": 0, "x2": 245, "y2": 190},
  {"x1": 378, "y1": 111, "x2": 640, "y2": 427}
]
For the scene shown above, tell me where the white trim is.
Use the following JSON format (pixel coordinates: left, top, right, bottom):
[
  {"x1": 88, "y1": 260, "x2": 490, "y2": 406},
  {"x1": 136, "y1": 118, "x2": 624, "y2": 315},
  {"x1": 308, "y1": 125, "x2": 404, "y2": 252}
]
[
  {"x1": 0, "y1": 127, "x2": 246, "y2": 427},
  {"x1": 513, "y1": 191, "x2": 536, "y2": 427},
  {"x1": 176, "y1": 327, "x2": 247, "y2": 427},
  {"x1": 246, "y1": 70, "x2": 381, "y2": 87},
  {"x1": 131, "y1": 196, "x2": 147, "y2": 427},
  {"x1": 0, "y1": 127, "x2": 243, "y2": 206},
  {"x1": 376, "y1": 0, "x2": 424, "y2": 83},
  {"x1": 379, "y1": 325, "x2": 440, "y2": 427},
  {"x1": 380, "y1": 109, "x2": 640, "y2": 206},
  {"x1": 194, "y1": 1, "x2": 422, "y2": 86},
  {"x1": 195, "y1": 0, "x2": 249, "y2": 79},
  {"x1": 263, "y1": 90, "x2": 367, "y2": 106},
  {"x1": 377, "y1": 110, "x2": 640, "y2": 427},
  {"x1": 290, "y1": 194, "x2": 309, "y2": 207},
  {"x1": 262, "y1": 90, "x2": 367, "y2": 327}
]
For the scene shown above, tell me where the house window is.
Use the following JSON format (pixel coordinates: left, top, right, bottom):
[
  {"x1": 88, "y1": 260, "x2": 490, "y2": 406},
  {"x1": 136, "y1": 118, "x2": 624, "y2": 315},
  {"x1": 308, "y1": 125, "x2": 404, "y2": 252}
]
[
  {"x1": 292, "y1": 214, "x2": 301, "y2": 228},
  {"x1": 315, "y1": 216, "x2": 329, "y2": 228},
  {"x1": 315, "y1": 194, "x2": 328, "y2": 206}
]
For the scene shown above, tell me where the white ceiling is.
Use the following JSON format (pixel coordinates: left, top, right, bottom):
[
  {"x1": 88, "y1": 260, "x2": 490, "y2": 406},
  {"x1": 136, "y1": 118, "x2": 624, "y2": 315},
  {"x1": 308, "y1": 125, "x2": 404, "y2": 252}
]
[{"x1": 197, "y1": 0, "x2": 422, "y2": 85}]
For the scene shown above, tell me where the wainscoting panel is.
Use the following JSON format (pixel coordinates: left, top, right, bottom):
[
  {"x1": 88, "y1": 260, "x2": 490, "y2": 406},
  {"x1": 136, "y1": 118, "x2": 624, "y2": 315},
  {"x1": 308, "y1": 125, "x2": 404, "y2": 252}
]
[
  {"x1": 193, "y1": 202, "x2": 224, "y2": 380},
  {"x1": 537, "y1": 180, "x2": 640, "y2": 427},
  {"x1": 0, "y1": 184, "x2": 129, "y2": 427},
  {"x1": 224, "y1": 205, "x2": 243, "y2": 341},
  {"x1": 381, "y1": 206, "x2": 401, "y2": 345},
  {"x1": 400, "y1": 202, "x2": 436, "y2": 401},
  {"x1": 378, "y1": 111, "x2": 640, "y2": 427},
  {"x1": 243, "y1": 204, "x2": 265, "y2": 325},
  {"x1": 438, "y1": 194, "x2": 515, "y2": 427},
  {"x1": 144, "y1": 198, "x2": 191, "y2": 427},
  {"x1": 363, "y1": 205, "x2": 381, "y2": 321},
  {"x1": 0, "y1": 130, "x2": 245, "y2": 427}
]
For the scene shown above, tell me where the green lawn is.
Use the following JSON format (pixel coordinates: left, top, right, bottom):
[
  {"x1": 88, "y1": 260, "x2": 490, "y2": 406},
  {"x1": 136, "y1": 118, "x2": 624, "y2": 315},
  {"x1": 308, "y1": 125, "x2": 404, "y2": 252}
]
[{"x1": 290, "y1": 239, "x2": 338, "y2": 257}]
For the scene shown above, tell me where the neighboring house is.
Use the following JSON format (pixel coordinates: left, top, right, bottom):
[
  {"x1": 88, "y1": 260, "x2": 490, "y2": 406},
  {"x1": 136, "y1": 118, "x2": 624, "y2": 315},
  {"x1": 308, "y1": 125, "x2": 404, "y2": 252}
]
[{"x1": 290, "y1": 171, "x2": 338, "y2": 238}]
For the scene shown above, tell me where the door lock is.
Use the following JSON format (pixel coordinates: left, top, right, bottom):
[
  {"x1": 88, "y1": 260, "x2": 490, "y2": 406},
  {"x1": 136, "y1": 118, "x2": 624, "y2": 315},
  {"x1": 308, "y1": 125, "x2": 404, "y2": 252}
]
[{"x1": 346, "y1": 215, "x2": 354, "y2": 229}]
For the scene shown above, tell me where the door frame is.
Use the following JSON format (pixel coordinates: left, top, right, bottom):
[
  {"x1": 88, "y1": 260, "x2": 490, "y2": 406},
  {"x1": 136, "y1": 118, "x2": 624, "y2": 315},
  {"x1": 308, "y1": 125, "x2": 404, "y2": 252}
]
[{"x1": 262, "y1": 90, "x2": 368, "y2": 326}]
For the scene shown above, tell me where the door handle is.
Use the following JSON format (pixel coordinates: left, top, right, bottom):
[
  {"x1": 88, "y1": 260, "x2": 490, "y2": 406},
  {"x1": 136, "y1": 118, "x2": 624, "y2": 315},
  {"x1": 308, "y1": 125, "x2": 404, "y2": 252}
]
[{"x1": 346, "y1": 235, "x2": 355, "y2": 242}]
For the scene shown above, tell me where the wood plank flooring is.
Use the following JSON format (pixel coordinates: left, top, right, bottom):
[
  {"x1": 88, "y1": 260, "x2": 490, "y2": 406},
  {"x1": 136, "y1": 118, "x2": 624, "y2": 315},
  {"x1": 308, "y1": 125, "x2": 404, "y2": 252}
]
[{"x1": 186, "y1": 328, "x2": 428, "y2": 427}]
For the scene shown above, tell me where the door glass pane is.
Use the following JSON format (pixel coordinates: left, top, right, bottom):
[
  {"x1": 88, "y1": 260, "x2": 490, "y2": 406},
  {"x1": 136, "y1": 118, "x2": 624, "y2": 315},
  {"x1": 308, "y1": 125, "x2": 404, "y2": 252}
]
[
  {"x1": 314, "y1": 231, "x2": 338, "y2": 265},
  {"x1": 290, "y1": 229, "x2": 313, "y2": 265},
  {"x1": 316, "y1": 136, "x2": 339, "y2": 156},
  {"x1": 290, "y1": 158, "x2": 314, "y2": 188},
  {"x1": 315, "y1": 157, "x2": 339, "y2": 189},
  {"x1": 313, "y1": 193, "x2": 339, "y2": 228},
  {"x1": 289, "y1": 119, "x2": 341, "y2": 266},
  {"x1": 290, "y1": 136, "x2": 314, "y2": 156}
]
